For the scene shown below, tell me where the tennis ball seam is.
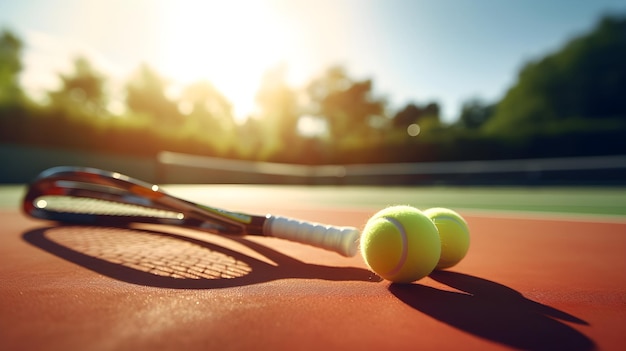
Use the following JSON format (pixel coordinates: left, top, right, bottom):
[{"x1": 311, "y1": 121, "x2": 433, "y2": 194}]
[
  {"x1": 425, "y1": 210, "x2": 470, "y2": 269},
  {"x1": 430, "y1": 214, "x2": 468, "y2": 227},
  {"x1": 381, "y1": 216, "x2": 408, "y2": 277}
]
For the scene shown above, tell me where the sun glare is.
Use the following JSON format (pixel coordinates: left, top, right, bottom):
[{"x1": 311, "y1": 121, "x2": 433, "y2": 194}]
[
  {"x1": 297, "y1": 115, "x2": 328, "y2": 138},
  {"x1": 159, "y1": 2, "x2": 289, "y2": 121}
]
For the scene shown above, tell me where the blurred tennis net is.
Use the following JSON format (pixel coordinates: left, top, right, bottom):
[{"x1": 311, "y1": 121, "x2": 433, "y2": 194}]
[{"x1": 157, "y1": 151, "x2": 626, "y2": 186}]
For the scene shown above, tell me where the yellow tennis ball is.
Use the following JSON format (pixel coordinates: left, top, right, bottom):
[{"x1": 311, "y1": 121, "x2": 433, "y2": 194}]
[
  {"x1": 423, "y1": 207, "x2": 470, "y2": 269},
  {"x1": 360, "y1": 206, "x2": 441, "y2": 283}
]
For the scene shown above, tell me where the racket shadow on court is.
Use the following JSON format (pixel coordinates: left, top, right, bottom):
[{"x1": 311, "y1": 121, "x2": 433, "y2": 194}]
[
  {"x1": 22, "y1": 225, "x2": 378, "y2": 289},
  {"x1": 390, "y1": 271, "x2": 595, "y2": 351}
]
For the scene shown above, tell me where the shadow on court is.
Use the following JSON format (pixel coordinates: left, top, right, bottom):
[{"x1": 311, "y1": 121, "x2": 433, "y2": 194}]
[
  {"x1": 22, "y1": 225, "x2": 378, "y2": 289},
  {"x1": 390, "y1": 271, "x2": 595, "y2": 351}
]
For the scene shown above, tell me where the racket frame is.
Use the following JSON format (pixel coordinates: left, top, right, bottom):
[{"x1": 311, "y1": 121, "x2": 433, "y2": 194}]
[{"x1": 23, "y1": 166, "x2": 266, "y2": 235}]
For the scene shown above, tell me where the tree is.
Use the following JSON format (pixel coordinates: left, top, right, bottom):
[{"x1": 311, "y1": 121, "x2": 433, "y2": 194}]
[
  {"x1": 485, "y1": 14, "x2": 626, "y2": 134},
  {"x1": 0, "y1": 29, "x2": 23, "y2": 105},
  {"x1": 126, "y1": 63, "x2": 181, "y2": 125},
  {"x1": 457, "y1": 99, "x2": 495, "y2": 130},
  {"x1": 255, "y1": 64, "x2": 300, "y2": 157},
  {"x1": 179, "y1": 80, "x2": 236, "y2": 153},
  {"x1": 306, "y1": 66, "x2": 386, "y2": 146},
  {"x1": 393, "y1": 103, "x2": 420, "y2": 129},
  {"x1": 235, "y1": 116, "x2": 264, "y2": 159},
  {"x1": 48, "y1": 56, "x2": 108, "y2": 116},
  {"x1": 392, "y1": 101, "x2": 441, "y2": 137}
]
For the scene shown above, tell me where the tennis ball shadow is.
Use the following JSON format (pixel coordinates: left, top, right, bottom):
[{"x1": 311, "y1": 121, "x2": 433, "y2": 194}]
[
  {"x1": 389, "y1": 271, "x2": 595, "y2": 351},
  {"x1": 22, "y1": 225, "x2": 377, "y2": 289}
]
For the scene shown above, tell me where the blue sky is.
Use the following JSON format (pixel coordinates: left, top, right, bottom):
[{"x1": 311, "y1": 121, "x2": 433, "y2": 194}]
[{"x1": 1, "y1": 0, "x2": 625, "y2": 122}]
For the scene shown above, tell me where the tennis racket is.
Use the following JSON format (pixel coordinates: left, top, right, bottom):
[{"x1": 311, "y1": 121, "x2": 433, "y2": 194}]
[{"x1": 22, "y1": 166, "x2": 360, "y2": 257}]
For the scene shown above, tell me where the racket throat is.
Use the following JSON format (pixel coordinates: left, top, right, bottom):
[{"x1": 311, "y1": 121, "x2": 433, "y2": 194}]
[{"x1": 245, "y1": 216, "x2": 267, "y2": 236}]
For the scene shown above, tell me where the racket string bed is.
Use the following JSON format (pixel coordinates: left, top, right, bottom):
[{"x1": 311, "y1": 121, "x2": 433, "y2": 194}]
[{"x1": 33, "y1": 195, "x2": 184, "y2": 219}]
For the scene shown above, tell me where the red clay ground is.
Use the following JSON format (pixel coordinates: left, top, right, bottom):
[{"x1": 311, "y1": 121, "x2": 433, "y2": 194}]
[{"x1": 1, "y1": 205, "x2": 625, "y2": 351}]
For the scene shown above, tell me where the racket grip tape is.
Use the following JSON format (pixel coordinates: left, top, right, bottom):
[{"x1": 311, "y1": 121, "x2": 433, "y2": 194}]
[{"x1": 264, "y1": 216, "x2": 360, "y2": 257}]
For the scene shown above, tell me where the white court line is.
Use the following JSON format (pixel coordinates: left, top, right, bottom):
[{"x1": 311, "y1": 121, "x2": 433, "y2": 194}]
[
  {"x1": 458, "y1": 208, "x2": 626, "y2": 224},
  {"x1": 215, "y1": 202, "x2": 626, "y2": 225}
]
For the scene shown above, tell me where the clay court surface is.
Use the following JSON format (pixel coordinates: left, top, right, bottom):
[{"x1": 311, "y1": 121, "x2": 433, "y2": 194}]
[{"x1": 1, "y1": 185, "x2": 625, "y2": 350}]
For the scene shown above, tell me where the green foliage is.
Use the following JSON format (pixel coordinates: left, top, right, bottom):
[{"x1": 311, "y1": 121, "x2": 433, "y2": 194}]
[
  {"x1": 178, "y1": 80, "x2": 236, "y2": 154},
  {"x1": 393, "y1": 103, "x2": 440, "y2": 129},
  {"x1": 254, "y1": 64, "x2": 300, "y2": 160},
  {"x1": 485, "y1": 14, "x2": 626, "y2": 136},
  {"x1": 0, "y1": 29, "x2": 23, "y2": 105},
  {"x1": 457, "y1": 99, "x2": 495, "y2": 130},
  {"x1": 48, "y1": 56, "x2": 109, "y2": 117},
  {"x1": 306, "y1": 66, "x2": 387, "y2": 149},
  {"x1": 126, "y1": 64, "x2": 182, "y2": 126},
  {"x1": 390, "y1": 102, "x2": 442, "y2": 144}
]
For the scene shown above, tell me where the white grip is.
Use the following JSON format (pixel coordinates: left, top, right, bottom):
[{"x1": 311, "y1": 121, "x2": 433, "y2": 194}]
[{"x1": 264, "y1": 216, "x2": 360, "y2": 257}]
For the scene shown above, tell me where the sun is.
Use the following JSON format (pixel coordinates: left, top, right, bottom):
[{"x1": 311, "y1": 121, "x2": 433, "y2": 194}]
[{"x1": 157, "y1": 1, "x2": 289, "y2": 121}]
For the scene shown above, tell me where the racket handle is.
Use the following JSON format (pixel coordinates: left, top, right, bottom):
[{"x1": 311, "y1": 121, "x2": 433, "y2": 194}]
[{"x1": 264, "y1": 216, "x2": 360, "y2": 257}]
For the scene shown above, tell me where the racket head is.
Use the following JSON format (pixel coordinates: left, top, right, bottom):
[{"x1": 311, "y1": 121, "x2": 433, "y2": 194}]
[{"x1": 22, "y1": 166, "x2": 246, "y2": 234}]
